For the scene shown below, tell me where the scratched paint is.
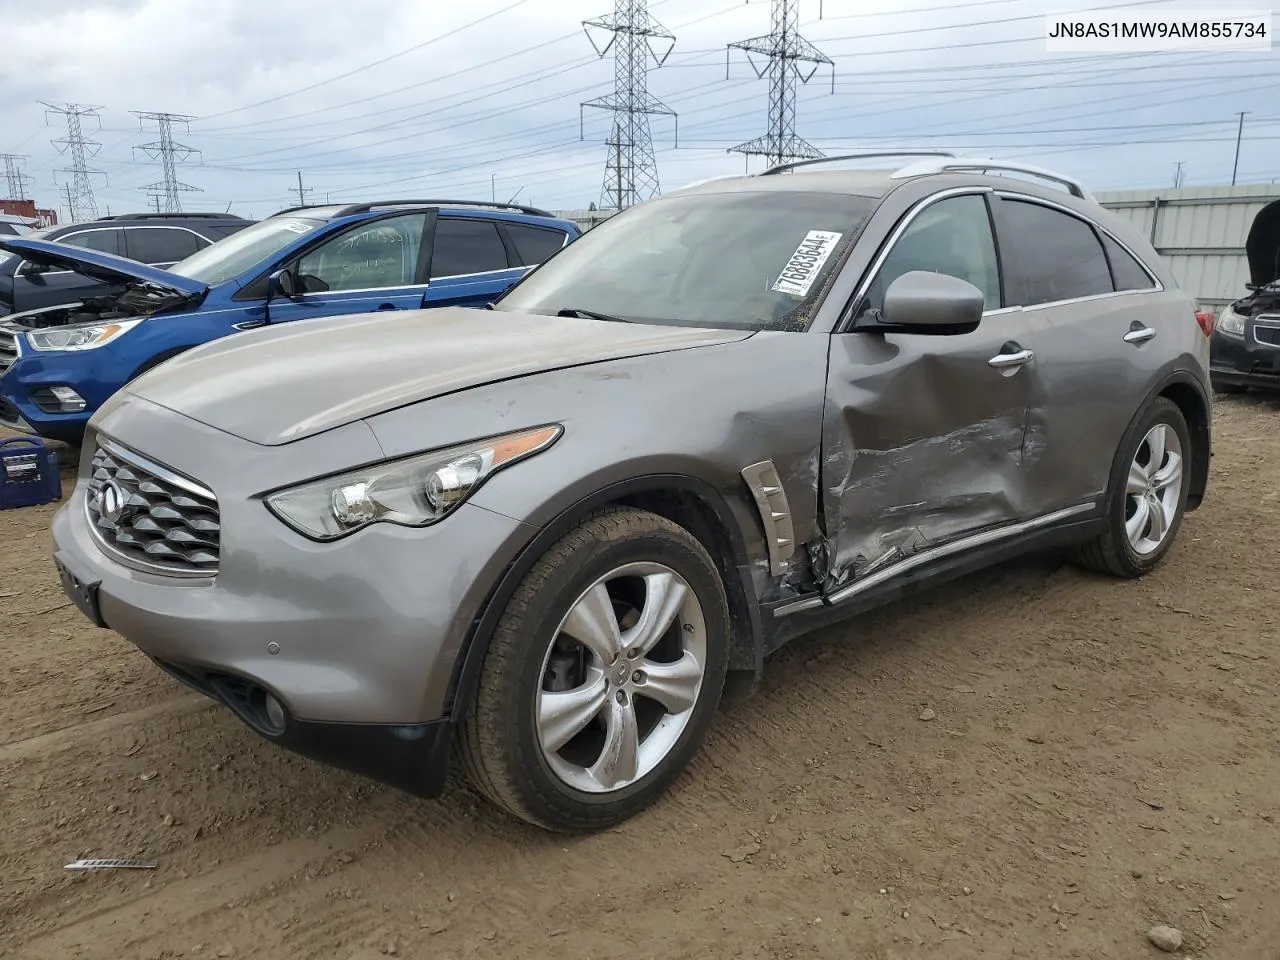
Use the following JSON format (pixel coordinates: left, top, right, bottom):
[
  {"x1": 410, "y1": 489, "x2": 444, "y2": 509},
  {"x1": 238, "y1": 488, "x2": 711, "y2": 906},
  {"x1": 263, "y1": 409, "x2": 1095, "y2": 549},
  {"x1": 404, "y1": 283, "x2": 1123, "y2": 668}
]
[{"x1": 817, "y1": 411, "x2": 1029, "y2": 587}]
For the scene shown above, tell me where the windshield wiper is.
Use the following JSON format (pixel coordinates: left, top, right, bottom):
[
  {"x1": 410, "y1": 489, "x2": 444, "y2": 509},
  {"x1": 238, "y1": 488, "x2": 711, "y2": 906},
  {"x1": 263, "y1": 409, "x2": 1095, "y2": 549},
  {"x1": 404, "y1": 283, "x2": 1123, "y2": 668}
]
[{"x1": 555, "y1": 307, "x2": 633, "y2": 323}]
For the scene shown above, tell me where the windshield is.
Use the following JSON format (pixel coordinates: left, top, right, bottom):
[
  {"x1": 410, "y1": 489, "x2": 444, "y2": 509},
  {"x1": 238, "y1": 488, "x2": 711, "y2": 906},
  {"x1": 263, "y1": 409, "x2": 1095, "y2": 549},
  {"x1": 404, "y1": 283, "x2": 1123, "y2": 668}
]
[
  {"x1": 494, "y1": 190, "x2": 876, "y2": 331},
  {"x1": 168, "y1": 216, "x2": 323, "y2": 286}
]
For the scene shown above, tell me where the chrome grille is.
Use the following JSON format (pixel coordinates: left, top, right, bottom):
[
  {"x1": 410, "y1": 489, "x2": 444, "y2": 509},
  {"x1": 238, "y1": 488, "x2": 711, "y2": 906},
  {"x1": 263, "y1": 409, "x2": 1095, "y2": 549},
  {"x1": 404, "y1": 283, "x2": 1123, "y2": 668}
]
[
  {"x1": 0, "y1": 327, "x2": 16, "y2": 374},
  {"x1": 85, "y1": 439, "x2": 220, "y2": 576}
]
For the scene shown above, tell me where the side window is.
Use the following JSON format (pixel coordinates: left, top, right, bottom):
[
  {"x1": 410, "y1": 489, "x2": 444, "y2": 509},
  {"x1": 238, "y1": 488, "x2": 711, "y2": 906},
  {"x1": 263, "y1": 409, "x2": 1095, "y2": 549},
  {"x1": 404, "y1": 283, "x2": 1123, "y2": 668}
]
[
  {"x1": 295, "y1": 213, "x2": 426, "y2": 293},
  {"x1": 59, "y1": 229, "x2": 122, "y2": 256},
  {"x1": 431, "y1": 219, "x2": 510, "y2": 278},
  {"x1": 859, "y1": 194, "x2": 1001, "y2": 320},
  {"x1": 999, "y1": 199, "x2": 1113, "y2": 306},
  {"x1": 125, "y1": 227, "x2": 202, "y2": 265},
  {"x1": 504, "y1": 223, "x2": 568, "y2": 267},
  {"x1": 1101, "y1": 233, "x2": 1155, "y2": 292}
]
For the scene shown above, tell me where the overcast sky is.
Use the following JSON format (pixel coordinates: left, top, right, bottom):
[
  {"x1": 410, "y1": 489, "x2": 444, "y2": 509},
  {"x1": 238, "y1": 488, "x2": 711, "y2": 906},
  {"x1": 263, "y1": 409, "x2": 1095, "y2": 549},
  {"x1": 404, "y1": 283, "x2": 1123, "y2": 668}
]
[{"x1": 1, "y1": 0, "x2": 1275, "y2": 222}]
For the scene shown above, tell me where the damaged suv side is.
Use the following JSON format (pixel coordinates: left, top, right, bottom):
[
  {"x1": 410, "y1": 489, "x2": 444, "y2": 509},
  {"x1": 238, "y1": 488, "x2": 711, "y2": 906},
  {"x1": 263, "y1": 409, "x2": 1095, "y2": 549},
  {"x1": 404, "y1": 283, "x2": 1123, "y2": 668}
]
[{"x1": 51, "y1": 155, "x2": 1211, "y2": 832}]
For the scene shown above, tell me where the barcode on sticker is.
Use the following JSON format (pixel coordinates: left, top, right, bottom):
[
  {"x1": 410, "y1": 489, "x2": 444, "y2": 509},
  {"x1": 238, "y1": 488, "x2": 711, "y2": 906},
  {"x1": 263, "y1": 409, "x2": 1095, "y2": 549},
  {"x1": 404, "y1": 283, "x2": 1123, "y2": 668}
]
[{"x1": 772, "y1": 231, "x2": 843, "y2": 297}]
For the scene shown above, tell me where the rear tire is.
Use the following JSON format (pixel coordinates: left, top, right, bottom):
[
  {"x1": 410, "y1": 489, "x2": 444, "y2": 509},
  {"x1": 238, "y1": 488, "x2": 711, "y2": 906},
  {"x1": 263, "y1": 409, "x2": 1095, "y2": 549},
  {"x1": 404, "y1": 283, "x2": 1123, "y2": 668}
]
[
  {"x1": 459, "y1": 506, "x2": 730, "y2": 832},
  {"x1": 1073, "y1": 396, "x2": 1191, "y2": 578}
]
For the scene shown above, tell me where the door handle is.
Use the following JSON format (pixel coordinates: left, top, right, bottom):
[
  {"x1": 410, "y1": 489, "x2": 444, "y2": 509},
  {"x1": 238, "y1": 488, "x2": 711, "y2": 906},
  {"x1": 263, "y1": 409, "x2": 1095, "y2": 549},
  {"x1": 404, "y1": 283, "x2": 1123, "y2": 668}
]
[
  {"x1": 1123, "y1": 326, "x2": 1156, "y2": 344},
  {"x1": 375, "y1": 304, "x2": 400, "y2": 311},
  {"x1": 988, "y1": 347, "x2": 1034, "y2": 368}
]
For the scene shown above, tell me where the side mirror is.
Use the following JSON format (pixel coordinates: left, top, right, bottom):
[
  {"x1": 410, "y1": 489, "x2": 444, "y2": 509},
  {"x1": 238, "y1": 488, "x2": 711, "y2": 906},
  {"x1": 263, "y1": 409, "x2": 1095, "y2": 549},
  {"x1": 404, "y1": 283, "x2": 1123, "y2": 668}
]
[
  {"x1": 876, "y1": 270, "x2": 985, "y2": 334},
  {"x1": 267, "y1": 267, "x2": 300, "y2": 302},
  {"x1": 18, "y1": 260, "x2": 49, "y2": 279}
]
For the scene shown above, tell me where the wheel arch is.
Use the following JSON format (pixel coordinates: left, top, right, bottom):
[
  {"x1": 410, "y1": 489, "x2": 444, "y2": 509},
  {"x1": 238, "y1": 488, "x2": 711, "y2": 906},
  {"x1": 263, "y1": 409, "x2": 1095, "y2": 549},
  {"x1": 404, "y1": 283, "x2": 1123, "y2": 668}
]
[
  {"x1": 127, "y1": 346, "x2": 191, "y2": 384},
  {"x1": 444, "y1": 474, "x2": 766, "y2": 719},
  {"x1": 1152, "y1": 372, "x2": 1210, "y2": 511}
]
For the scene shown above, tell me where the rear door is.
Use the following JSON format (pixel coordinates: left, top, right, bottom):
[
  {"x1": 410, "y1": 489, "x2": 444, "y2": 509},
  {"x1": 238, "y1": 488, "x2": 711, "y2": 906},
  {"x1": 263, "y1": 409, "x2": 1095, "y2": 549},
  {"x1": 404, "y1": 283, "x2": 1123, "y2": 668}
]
[
  {"x1": 990, "y1": 192, "x2": 1170, "y2": 516},
  {"x1": 820, "y1": 190, "x2": 1038, "y2": 589},
  {"x1": 263, "y1": 212, "x2": 431, "y2": 325},
  {"x1": 14, "y1": 227, "x2": 126, "y2": 310},
  {"x1": 423, "y1": 217, "x2": 531, "y2": 309}
]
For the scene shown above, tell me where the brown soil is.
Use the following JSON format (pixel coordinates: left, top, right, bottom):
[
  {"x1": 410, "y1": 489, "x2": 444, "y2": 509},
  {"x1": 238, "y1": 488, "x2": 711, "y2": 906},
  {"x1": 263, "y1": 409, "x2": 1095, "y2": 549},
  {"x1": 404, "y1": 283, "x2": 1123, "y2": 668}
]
[{"x1": 1, "y1": 398, "x2": 1278, "y2": 960}]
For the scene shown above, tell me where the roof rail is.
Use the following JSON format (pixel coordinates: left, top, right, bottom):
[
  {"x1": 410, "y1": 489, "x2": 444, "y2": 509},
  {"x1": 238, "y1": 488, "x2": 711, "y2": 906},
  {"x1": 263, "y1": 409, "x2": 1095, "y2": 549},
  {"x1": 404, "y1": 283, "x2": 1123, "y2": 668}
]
[
  {"x1": 759, "y1": 151, "x2": 956, "y2": 176},
  {"x1": 889, "y1": 157, "x2": 1095, "y2": 202},
  {"x1": 97, "y1": 211, "x2": 246, "y2": 221},
  {"x1": 329, "y1": 199, "x2": 557, "y2": 219}
]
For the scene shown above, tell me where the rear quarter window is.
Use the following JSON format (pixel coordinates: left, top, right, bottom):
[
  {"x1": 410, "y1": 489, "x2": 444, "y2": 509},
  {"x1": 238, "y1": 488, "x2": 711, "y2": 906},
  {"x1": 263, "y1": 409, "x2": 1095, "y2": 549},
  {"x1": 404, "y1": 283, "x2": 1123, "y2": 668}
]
[
  {"x1": 504, "y1": 223, "x2": 568, "y2": 267},
  {"x1": 1101, "y1": 233, "x2": 1156, "y2": 291}
]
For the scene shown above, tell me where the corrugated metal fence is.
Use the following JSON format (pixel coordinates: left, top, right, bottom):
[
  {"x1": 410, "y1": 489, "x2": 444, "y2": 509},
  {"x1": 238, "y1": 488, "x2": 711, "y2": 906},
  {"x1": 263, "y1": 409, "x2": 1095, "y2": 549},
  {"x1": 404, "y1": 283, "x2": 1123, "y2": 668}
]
[{"x1": 1096, "y1": 184, "x2": 1280, "y2": 309}]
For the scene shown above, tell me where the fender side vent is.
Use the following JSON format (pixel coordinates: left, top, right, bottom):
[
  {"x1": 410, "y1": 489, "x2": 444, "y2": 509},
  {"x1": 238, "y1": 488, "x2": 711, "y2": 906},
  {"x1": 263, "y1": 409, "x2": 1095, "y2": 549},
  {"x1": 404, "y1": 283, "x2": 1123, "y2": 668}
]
[{"x1": 741, "y1": 460, "x2": 797, "y2": 577}]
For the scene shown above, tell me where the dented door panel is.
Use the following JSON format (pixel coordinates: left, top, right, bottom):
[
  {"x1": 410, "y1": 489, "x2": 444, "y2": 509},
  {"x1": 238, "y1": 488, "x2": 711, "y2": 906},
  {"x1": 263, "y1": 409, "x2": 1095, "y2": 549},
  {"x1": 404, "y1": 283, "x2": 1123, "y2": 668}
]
[{"x1": 817, "y1": 321, "x2": 1036, "y2": 589}]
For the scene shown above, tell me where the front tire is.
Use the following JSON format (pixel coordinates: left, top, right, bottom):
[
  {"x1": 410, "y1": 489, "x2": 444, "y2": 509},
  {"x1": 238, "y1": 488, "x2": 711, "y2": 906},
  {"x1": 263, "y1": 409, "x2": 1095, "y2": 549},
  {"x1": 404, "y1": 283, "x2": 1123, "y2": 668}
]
[
  {"x1": 459, "y1": 506, "x2": 730, "y2": 832},
  {"x1": 1073, "y1": 396, "x2": 1191, "y2": 578}
]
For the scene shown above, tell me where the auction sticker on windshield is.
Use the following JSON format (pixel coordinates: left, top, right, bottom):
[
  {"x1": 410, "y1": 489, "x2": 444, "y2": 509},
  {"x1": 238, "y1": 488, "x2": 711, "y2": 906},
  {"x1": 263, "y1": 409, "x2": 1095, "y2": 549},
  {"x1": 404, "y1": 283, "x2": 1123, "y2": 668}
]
[
  {"x1": 281, "y1": 221, "x2": 314, "y2": 234},
  {"x1": 772, "y1": 231, "x2": 843, "y2": 297}
]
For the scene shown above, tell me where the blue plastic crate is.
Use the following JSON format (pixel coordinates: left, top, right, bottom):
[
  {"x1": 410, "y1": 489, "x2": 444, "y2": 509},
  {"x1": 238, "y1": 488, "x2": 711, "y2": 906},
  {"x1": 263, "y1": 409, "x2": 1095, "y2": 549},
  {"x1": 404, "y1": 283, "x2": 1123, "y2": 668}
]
[{"x1": 0, "y1": 436, "x2": 63, "y2": 510}]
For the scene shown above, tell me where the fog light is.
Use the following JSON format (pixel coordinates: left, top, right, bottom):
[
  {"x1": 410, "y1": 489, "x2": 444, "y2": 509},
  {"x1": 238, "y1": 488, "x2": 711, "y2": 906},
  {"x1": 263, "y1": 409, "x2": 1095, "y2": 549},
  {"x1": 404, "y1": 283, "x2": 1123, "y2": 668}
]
[
  {"x1": 31, "y1": 385, "x2": 87, "y2": 413},
  {"x1": 263, "y1": 693, "x2": 286, "y2": 731}
]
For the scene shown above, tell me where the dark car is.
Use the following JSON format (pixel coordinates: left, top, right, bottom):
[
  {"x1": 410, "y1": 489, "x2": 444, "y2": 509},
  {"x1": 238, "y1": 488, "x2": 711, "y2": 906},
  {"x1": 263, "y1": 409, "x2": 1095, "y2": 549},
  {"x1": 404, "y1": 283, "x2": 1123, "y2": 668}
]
[
  {"x1": 1209, "y1": 196, "x2": 1280, "y2": 393},
  {"x1": 0, "y1": 212, "x2": 253, "y2": 318}
]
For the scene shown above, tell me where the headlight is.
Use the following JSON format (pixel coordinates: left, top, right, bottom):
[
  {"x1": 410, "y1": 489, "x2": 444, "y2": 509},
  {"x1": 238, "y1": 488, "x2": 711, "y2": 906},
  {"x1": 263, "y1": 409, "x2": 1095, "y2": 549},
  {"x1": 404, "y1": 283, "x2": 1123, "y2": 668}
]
[
  {"x1": 1217, "y1": 305, "x2": 1246, "y2": 337},
  {"x1": 26, "y1": 319, "x2": 143, "y2": 352},
  {"x1": 264, "y1": 424, "x2": 562, "y2": 541}
]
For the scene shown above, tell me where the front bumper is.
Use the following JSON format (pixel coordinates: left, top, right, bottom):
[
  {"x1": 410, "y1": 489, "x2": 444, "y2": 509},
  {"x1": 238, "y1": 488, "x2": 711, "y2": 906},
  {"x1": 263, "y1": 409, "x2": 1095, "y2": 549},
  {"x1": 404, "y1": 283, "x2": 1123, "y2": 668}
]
[
  {"x1": 50, "y1": 394, "x2": 537, "y2": 795},
  {"x1": 0, "y1": 347, "x2": 108, "y2": 444},
  {"x1": 1210, "y1": 320, "x2": 1280, "y2": 389}
]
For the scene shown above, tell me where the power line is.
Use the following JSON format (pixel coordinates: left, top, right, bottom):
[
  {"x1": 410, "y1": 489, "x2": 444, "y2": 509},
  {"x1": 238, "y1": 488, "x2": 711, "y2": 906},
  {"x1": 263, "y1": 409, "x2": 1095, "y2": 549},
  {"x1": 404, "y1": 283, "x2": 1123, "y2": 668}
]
[
  {"x1": 131, "y1": 111, "x2": 202, "y2": 213},
  {"x1": 581, "y1": 0, "x2": 677, "y2": 209},
  {"x1": 727, "y1": 0, "x2": 833, "y2": 168},
  {"x1": 41, "y1": 102, "x2": 106, "y2": 222},
  {"x1": 0, "y1": 154, "x2": 34, "y2": 200}
]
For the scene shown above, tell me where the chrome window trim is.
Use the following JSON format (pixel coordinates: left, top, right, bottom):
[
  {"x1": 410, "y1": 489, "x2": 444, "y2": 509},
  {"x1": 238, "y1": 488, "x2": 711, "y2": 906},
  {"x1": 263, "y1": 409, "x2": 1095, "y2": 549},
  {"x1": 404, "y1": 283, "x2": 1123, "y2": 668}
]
[{"x1": 16, "y1": 224, "x2": 212, "y2": 275}]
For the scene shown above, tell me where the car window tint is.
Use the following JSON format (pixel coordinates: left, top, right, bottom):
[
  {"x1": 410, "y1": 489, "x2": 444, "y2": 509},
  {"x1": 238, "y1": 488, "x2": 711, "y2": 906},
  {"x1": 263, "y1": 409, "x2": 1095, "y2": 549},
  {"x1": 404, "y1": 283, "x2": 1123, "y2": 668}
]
[
  {"x1": 295, "y1": 213, "x2": 426, "y2": 292},
  {"x1": 126, "y1": 227, "x2": 202, "y2": 264},
  {"x1": 1101, "y1": 233, "x2": 1155, "y2": 291},
  {"x1": 504, "y1": 223, "x2": 567, "y2": 267},
  {"x1": 1000, "y1": 199, "x2": 1113, "y2": 306},
  {"x1": 59, "y1": 229, "x2": 122, "y2": 256},
  {"x1": 431, "y1": 219, "x2": 510, "y2": 277},
  {"x1": 861, "y1": 193, "x2": 1001, "y2": 319}
]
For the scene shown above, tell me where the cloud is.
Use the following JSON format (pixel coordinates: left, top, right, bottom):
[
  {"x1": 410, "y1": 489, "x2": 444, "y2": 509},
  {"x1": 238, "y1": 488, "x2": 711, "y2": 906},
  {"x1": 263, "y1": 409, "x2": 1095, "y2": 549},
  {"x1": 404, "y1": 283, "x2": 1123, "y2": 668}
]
[{"x1": 1, "y1": 0, "x2": 1274, "y2": 221}]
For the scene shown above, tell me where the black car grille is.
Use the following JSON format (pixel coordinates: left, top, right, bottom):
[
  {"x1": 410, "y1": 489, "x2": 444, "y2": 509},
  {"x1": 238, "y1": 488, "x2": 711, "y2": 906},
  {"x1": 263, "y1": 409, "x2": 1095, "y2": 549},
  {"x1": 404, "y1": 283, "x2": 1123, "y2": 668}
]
[
  {"x1": 85, "y1": 439, "x2": 220, "y2": 576},
  {"x1": 0, "y1": 326, "x2": 17, "y2": 374},
  {"x1": 1253, "y1": 322, "x2": 1280, "y2": 347}
]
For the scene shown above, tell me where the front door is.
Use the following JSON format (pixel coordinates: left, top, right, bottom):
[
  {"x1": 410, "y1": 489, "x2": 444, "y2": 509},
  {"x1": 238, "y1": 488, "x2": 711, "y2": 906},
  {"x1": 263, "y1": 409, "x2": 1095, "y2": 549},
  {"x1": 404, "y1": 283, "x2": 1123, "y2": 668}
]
[
  {"x1": 265, "y1": 212, "x2": 431, "y2": 325},
  {"x1": 819, "y1": 190, "x2": 1037, "y2": 591}
]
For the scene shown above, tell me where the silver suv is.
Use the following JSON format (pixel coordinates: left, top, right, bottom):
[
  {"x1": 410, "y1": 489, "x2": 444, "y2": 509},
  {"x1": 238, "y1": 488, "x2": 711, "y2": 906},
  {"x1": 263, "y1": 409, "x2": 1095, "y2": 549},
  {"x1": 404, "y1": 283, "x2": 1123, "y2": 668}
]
[{"x1": 51, "y1": 155, "x2": 1212, "y2": 832}]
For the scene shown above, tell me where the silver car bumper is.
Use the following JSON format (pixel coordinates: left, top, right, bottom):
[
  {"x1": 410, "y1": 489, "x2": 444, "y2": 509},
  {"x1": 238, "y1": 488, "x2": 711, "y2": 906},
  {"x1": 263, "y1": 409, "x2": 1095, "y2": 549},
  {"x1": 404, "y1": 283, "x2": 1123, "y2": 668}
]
[{"x1": 50, "y1": 393, "x2": 536, "y2": 728}]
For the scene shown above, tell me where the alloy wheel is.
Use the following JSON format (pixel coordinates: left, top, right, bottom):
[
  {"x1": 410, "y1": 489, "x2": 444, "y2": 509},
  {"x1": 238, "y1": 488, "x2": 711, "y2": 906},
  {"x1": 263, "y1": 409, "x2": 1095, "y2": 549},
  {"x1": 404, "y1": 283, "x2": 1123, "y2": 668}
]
[
  {"x1": 535, "y1": 562, "x2": 707, "y2": 794},
  {"x1": 1124, "y1": 422, "x2": 1184, "y2": 556}
]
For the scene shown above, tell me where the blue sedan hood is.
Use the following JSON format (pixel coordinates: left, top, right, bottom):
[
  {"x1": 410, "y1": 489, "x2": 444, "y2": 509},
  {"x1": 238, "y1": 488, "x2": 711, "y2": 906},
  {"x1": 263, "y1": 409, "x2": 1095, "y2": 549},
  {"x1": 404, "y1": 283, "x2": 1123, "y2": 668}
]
[{"x1": 0, "y1": 237, "x2": 208, "y2": 297}]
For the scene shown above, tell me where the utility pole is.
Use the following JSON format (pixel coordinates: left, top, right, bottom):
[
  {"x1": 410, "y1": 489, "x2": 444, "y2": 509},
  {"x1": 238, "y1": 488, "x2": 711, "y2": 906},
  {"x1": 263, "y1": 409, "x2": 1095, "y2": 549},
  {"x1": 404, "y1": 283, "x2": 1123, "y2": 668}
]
[
  {"x1": 581, "y1": 0, "x2": 677, "y2": 210},
  {"x1": 0, "y1": 154, "x2": 34, "y2": 200},
  {"x1": 726, "y1": 0, "x2": 834, "y2": 169},
  {"x1": 291, "y1": 171, "x2": 312, "y2": 207},
  {"x1": 63, "y1": 183, "x2": 74, "y2": 223},
  {"x1": 491, "y1": 173, "x2": 496, "y2": 203},
  {"x1": 1232, "y1": 111, "x2": 1248, "y2": 186},
  {"x1": 42, "y1": 102, "x2": 106, "y2": 221},
  {"x1": 132, "y1": 111, "x2": 202, "y2": 213},
  {"x1": 1173, "y1": 161, "x2": 1186, "y2": 188}
]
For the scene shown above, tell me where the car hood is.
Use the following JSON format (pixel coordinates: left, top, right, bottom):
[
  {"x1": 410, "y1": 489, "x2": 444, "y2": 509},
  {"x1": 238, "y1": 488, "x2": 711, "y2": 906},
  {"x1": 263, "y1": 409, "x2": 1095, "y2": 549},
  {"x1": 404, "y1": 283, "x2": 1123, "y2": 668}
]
[
  {"x1": 126, "y1": 307, "x2": 755, "y2": 446},
  {"x1": 0, "y1": 237, "x2": 209, "y2": 297},
  {"x1": 1247, "y1": 197, "x2": 1280, "y2": 287}
]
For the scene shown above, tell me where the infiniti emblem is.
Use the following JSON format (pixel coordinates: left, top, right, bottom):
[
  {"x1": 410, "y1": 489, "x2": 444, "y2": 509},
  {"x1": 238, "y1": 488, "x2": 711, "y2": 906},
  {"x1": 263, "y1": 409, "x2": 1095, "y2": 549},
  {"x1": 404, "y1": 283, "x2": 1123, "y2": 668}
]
[{"x1": 98, "y1": 480, "x2": 129, "y2": 526}]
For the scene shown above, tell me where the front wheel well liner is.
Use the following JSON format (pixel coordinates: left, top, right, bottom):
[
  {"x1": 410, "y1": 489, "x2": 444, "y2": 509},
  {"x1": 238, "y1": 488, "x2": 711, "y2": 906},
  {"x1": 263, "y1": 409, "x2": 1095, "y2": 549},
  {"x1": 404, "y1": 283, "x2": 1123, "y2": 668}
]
[{"x1": 444, "y1": 475, "x2": 764, "y2": 720}]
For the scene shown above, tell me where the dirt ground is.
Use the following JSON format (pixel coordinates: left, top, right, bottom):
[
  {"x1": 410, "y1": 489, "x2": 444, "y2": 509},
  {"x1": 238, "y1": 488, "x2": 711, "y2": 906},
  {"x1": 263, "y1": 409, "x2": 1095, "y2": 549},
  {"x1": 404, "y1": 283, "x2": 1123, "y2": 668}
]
[{"x1": 1, "y1": 397, "x2": 1277, "y2": 960}]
